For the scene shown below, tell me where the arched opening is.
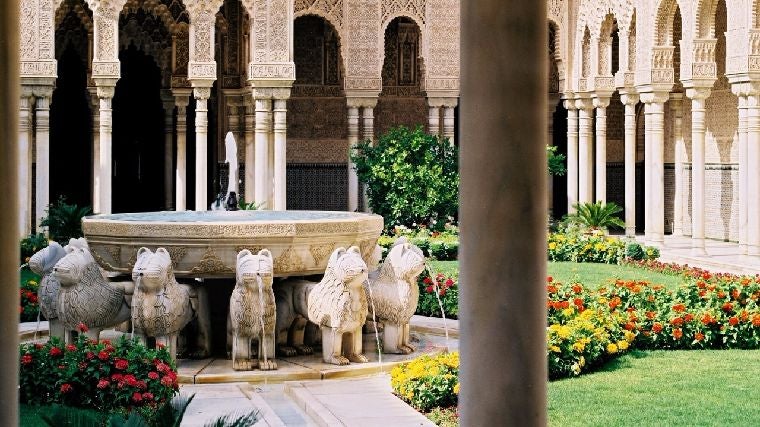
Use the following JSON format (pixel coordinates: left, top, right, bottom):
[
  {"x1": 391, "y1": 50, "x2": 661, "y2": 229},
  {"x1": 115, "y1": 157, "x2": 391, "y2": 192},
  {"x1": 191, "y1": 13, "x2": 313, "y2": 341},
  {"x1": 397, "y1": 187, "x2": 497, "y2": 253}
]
[
  {"x1": 51, "y1": 1, "x2": 92, "y2": 209},
  {"x1": 376, "y1": 17, "x2": 427, "y2": 137},
  {"x1": 287, "y1": 14, "x2": 348, "y2": 210},
  {"x1": 112, "y1": 45, "x2": 165, "y2": 212}
]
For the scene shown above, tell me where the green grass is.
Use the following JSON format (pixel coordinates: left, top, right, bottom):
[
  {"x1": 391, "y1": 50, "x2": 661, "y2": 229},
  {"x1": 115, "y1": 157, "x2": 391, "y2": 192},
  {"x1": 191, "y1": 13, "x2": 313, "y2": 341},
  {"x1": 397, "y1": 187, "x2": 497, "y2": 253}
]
[
  {"x1": 549, "y1": 350, "x2": 760, "y2": 426},
  {"x1": 20, "y1": 266, "x2": 39, "y2": 283},
  {"x1": 20, "y1": 404, "x2": 48, "y2": 427},
  {"x1": 427, "y1": 260, "x2": 459, "y2": 277}
]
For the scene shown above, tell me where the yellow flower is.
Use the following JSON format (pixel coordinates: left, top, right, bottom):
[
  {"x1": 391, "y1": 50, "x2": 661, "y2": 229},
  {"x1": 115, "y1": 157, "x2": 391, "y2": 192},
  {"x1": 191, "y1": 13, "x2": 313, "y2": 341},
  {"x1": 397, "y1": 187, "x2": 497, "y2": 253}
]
[
  {"x1": 557, "y1": 325, "x2": 571, "y2": 340},
  {"x1": 572, "y1": 341, "x2": 586, "y2": 352},
  {"x1": 562, "y1": 307, "x2": 575, "y2": 317},
  {"x1": 624, "y1": 331, "x2": 636, "y2": 342},
  {"x1": 606, "y1": 343, "x2": 618, "y2": 354},
  {"x1": 549, "y1": 345, "x2": 561, "y2": 353},
  {"x1": 28, "y1": 280, "x2": 37, "y2": 286},
  {"x1": 617, "y1": 340, "x2": 629, "y2": 351},
  {"x1": 578, "y1": 356, "x2": 585, "y2": 367},
  {"x1": 594, "y1": 243, "x2": 605, "y2": 251},
  {"x1": 453, "y1": 383, "x2": 460, "y2": 394},
  {"x1": 548, "y1": 242, "x2": 557, "y2": 250}
]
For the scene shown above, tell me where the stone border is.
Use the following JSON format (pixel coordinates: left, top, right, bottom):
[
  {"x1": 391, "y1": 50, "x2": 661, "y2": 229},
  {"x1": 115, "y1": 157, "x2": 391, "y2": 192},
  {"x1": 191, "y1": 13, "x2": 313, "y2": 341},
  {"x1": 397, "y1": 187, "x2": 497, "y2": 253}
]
[{"x1": 283, "y1": 382, "x2": 344, "y2": 427}]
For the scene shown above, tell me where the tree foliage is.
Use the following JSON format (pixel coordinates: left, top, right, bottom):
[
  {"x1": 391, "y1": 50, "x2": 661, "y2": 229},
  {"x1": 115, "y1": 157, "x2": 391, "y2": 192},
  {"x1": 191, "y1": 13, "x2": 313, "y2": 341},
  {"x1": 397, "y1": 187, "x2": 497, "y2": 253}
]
[{"x1": 351, "y1": 126, "x2": 459, "y2": 231}]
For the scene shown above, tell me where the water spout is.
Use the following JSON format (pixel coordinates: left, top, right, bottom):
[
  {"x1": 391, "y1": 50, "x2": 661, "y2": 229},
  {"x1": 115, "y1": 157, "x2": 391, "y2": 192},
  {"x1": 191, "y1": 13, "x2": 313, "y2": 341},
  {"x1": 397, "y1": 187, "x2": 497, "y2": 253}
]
[
  {"x1": 365, "y1": 278, "x2": 383, "y2": 371},
  {"x1": 425, "y1": 263, "x2": 450, "y2": 352}
]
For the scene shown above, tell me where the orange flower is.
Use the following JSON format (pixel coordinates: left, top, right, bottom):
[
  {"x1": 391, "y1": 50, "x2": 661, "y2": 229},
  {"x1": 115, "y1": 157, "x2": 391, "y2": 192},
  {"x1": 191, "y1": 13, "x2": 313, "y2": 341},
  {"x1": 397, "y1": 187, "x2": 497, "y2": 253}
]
[
  {"x1": 684, "y1": 313, "x2": 694, "y2": 323},
  {"x1": 672, "y1": 328, "x2": 683, "y2": 340},
  {"x1": 752, "y1": 315, "x2": 760, "y2": 327},
  {"x1": 670, "y1": 317, "x2": 683, "y2": 327},
  {"x1": 652, "y1": 323, "x2": 663, "y2": 333},
  {"x1": 672, "y1": 303, "x2": 686, "y2": 313},
  {"x1": 695, "y1": 332, "x2": 705, "y2": 342},
  {"x1": 729, "y1": 317, "x2": 739, "y2": 326},
  {"x1": 572, "y1": 284, "x2": 582, "y2": 294}
]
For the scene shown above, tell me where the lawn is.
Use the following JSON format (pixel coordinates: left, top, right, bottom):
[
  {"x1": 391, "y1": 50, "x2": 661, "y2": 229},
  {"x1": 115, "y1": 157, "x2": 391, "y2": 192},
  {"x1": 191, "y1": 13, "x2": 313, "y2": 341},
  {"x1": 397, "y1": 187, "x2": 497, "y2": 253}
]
[
  {"x1": 428, "y1": 260, "x2": 684, "y2": 291},
  {"x1": 548, "y1": 349, "x2": 760, "y2": 426}
]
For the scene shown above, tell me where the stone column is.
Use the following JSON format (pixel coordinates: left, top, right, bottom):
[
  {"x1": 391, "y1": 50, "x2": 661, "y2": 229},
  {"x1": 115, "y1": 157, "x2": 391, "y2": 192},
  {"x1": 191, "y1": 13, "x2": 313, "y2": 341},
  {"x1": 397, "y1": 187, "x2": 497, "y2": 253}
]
[
  {"x1": 0, "y1": 1, "x2": 20, "y2": 422},
  {"x1": 593, "y1": 96, "x2": 610, "y2": 203},
  {"x1": 670, "y1": 94, "x2": 684, "y2": 236},
  {"x1": 733, "y1": 88, "x2": 748, "y2": 254},
  {"x1": 254, "y1": 97, "x2": 272, "y2": 209},
  {"x1": 18, "y1": 92, "x2": 32, "y2": 238},
  {"x1": 428, "y1": 104, "x2": 441, "y2": 137},
  {"x1": 89, "y1": 91, "x2": 101, "y2": 213},
  {"x1": 193, "y1": 87, "x2": 211, "y2": 211},
  {"x1": 577, "y1": 98, "x2": 594, "y2": 203},
  {"x1": 747, "y1": 90, "x2": 760, "y2": 256},
  {"x1": 644, "y1": 94, "x2": 668, "y2": 245},
  {"x1": 97, "y1": 86, "x2": 115, "y2": 214},
  {"x1": 565, "y1": 100, "x2": 578, "y2": 213},
  {"x1": 362, "y1": 104, "x2": 375, "y2": 143},
  {"x1": 643, "y1": 101, "x2": 652, "y2": 242},
  {"x1": 162, "y1": 97, "x2": 175, "y2": 210},
  {"x1": 443, "y1": 105, "x2": 456, "y2": 145},
  {"x1": 244, "y1": 99, "x2": 255, "y2": 204},
  {"x1": 173, "y1": 92, "x2": 190, "y2": 211},
  {"x1": 686, "y1": 87, "x2": 711, "y2": 254},
  {"x1": 460, "y1": 0, "x2": 547, "y2": 423},
  {"x1": 273, "y1": 97, "x2": 288, "y2": 210},
  {"x1": 347, "y1": 102, "x2": 360, "y2": 211},
  {"x1": 35, "y1": 90, "x2": 53, "y2": 229},
  {"x1": 620, "y1": 92, "x2": 638, "y2": 237}
]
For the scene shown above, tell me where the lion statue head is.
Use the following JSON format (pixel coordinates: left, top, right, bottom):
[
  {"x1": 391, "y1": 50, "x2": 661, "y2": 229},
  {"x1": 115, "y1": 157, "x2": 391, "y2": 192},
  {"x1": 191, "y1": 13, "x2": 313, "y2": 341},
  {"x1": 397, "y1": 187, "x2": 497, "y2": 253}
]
[
  {"x1": 29, "y1": 241, "x2": 66, "y2": 276},
  {"x1": 52, "y1": 245, "x2": 97, "y2": 288},
  {"x1": 327, "y1": 246, "x2": 368, "y2": 289},
  {"x1": 386, "y1": 237, "x2": 426, "y2": 282},
  {"x1": 236, "y1": 249, "x2": 274, "y2": 291},
  {"x1": 132, "y1": 247, "x2": 174, "y2": 294}
]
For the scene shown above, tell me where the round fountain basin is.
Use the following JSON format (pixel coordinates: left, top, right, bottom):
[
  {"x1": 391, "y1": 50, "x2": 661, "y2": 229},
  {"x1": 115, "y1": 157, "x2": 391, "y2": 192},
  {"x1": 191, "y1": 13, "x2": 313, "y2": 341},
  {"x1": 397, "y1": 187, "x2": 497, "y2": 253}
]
[{"x1": 82, "y1": 211, "x2": 384, "y2": 278}]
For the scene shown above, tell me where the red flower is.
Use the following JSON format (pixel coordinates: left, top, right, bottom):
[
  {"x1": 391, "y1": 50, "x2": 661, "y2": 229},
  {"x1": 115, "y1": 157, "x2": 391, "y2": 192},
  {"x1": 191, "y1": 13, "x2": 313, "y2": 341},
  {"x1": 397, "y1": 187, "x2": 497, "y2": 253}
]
[
  {"x1": 34, "y1": 343, "x2": 44, "y2": 349},
  {"x1": 97, "y1": 379, "x2": 110, "y2": 389},
  {"x1": 572, "y1": 284, "x2": 582, "y2": 294},
  {"x1": 729, "y1": 317, "x2": 739, "y2": 326},
  {"x1": 573, "y1": 298, "x2": 584, "y2": 307},
  {"x1": 672, "y1": 329, "x2": 683, "y2": 340},
  {"x1": 161, "y1": 375, "x2": 174, "y2": 387},
  {"x1": 86, "y1": 351, "x2": 95, "y2": 360},
  {"x1": 76, "y1": 322, "x2": 89, "y2": 333},
  {"x1": 439, "y1": 288, "x2": 447, "y2": 297},
  {"x1": 722, "y1": 302, "x2": 734, "y2": 313},
  {"x1": 559, "y1": 300, "x2": 570, "y2": 309},
  {"x1": 66, "y1": 344, "x2": 77, "y2": 352},
  {"x1": 98, "y1": 351, "x2": 110, "y2": 361},
  {"x1": 49, "y1": 347, "x2": 62, "y2": 357},
  {"x1": 672, "y1": 303, "x2": 686, "y2": 313},
  {"x1": 695, "y1": 332, "x2": 705, "y2": 342},
  {"x1": 142, "y1": 392, "x2": 154, "y2": 401},
  {"x1": 115, "y1": 359, "x2": 128, "y2": 370},
  {"x1": 546, "y1": 276, "x2": 553, "y2": 283},
  {"x1": 670, "y1": 317, "x2": 683, "y2": 327},
  {"x1": 78, "y1": 362, "x2": 87, "y2": 371},
  {"x1": 652, "y1": 323, "x2": 663, "y2": 333},
  {"x1": 148, "y1": 371, "x2": 159, "y2": 380},
  {"x1": 425, "y1": 285, "x2": 434, "y2": 293},
  {"x1": 445, "y1": 279, "x2": 455, "y2": 287},
  {"x1": 124, "y1": 374, "x2": 137, "y2": 387},
  {"x1": 136, "y1": 380, "x2": 147, "y2": 390},
  {"x1": 132, "y1": 392, "x2": 143, "y2": 403},
  {"x1": 423, "y1": 277, "x2": 432, "y2": 285},
  {"x1": 60, "y1": 383, "x2": 73, "y2": 394},
  {"x1": 21, "y1": 354, "x2": 32, "y2": 365},
  {"x1": 684, "y1": 313, "x2": 694, "y2": 323},
  {"x1": 547, "y1": 284, "x2": 558, "y2": 294}
]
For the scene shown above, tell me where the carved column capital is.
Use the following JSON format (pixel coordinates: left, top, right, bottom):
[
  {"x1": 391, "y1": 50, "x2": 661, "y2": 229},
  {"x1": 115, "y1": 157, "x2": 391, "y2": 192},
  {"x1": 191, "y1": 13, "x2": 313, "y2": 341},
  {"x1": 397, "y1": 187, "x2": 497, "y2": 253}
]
[
  {"x1": 96, "y1": 85, "x2": 115, "y2": 99},
  {"x1": 574, "y1": 97, "x2": 594, "y2": 112},
  {"x1": 346, "y1": 96, "x2": 378, "y2": 109},
  {"x1": 592, "y1": 95, "x2": 610, "y2": 109},
  {"x1": 619, "y1": 92, "x2": 639, "y2": 106},
  {"x1": 562, "y1": 98, "x2": 577, "y2": 111},
  {"x1": 427, "y1": 97, "x2": 459, "y2": 108},
  {"x1": 193, "y1": 86, "x2": 212, "y2": 100},
  {"x1": 684, "y1": 86, "x2": 712, "y2": 101},
  {"x1": 639, "y1": 91, "x2": 670, "y2": 105}
]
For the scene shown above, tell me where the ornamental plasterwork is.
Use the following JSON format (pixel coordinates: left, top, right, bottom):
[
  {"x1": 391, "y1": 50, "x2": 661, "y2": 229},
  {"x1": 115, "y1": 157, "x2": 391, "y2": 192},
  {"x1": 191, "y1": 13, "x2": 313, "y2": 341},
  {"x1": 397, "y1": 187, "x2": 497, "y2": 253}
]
[
  {"x1": 294, "y1": 0, "x2": 343, "y2": 31},
  {"x1": 344, "y1": 0, "x2": 382, "y2": 91},
  {"x1": 20, "y1": 0, "x2": 63, "y2": 79},
  {"x1": 190, "y1": 247, "x2": 234, "y2": 274},
  {"x1": 424, "y1": 0, "x2": 458, "y2": 85},
  {"x1": 381, "y1": 0, "x2": 425, "y2": 28}
]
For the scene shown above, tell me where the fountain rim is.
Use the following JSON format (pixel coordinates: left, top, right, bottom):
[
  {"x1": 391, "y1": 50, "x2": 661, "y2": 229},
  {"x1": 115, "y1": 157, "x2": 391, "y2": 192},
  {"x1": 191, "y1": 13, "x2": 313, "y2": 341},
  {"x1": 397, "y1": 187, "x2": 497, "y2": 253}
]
[{"x1": 82, "y1": 210, "x2": 382, "y2": 225}]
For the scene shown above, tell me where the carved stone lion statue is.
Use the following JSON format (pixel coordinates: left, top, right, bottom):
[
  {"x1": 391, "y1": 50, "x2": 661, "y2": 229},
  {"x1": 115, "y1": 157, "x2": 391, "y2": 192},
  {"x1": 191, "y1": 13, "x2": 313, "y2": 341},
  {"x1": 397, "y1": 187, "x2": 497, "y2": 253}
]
[
  {"x1": 131, "y1": 247, "x2": 194, "y2": 361},
  {"x1": 52, "y1": 243, "x2": 131, "y2": 342},
  {"x1": 307, "y1": 246, "x2": 369, "y2": 365},
  {"x1": 28, "y1": 241, "x2": 67, "y2": 341},
  {"x1": 365, "y1": 237, "x2": 426, "y2": 354},
  {"x1": 229, "y1": 249, "x2": 277, "y2": 371}
]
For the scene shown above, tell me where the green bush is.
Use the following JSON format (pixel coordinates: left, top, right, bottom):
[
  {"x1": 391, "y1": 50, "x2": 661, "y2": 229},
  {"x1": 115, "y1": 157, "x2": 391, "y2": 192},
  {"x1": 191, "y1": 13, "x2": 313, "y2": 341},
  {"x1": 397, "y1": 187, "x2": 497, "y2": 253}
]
[
  {"x1": 19, "y1": 269, "x2": 41, "y2": 322},
  {"x1": 548, "y1": 232, "x2": 659, "y2": 264},
  {"x1": 418, "y1": 272, "x2": 458, "y2": 319},
  {"x1": 566, "y1": 201, "x2": 626, "y2": 233},
  {"x1": 379, "y1": 225, "x2": 459, "y2": 261},
  {"x1": 351, "y1": 126, "x2": 458, "y2": 231},
  {"x1": 40, "y1": 196, "x2": 92, "y2": 243},
  {"x1": 21, "y1": 233, "x2": 49, "y2": 265}
]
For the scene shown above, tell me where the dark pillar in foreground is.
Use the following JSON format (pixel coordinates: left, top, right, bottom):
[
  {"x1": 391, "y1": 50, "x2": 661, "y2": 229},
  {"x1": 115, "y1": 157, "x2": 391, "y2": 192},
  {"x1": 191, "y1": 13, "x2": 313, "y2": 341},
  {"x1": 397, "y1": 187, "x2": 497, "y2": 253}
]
[
  {"x1": 0, "y1": 0, "x2": 20, "y2": 424},
  {"x1": 460, "y1": 1, "x2": 547, "y2": 425}
]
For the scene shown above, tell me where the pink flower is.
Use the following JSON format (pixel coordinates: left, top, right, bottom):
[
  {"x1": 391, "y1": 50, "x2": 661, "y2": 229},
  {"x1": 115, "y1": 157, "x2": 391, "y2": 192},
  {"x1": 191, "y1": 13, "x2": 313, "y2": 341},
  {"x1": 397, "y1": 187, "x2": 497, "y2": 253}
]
[
  {"x1": 148, "y1": 371, "x2": 159, "y2": 380},
  {"x1": 60, "y1": 383, "x2": 73, "y2": 393},
  {"x1": 98, "y1": 351, "x2": 110, "y2": 361},
  {"x1": 97, "y1": 379, "x2": 110, "y2": 389},
  {"x1": 115, "y1": 359, "x2": 128, "y2": 370},
  {"x1": 49, "y1": 347, "x2": 62, "y2": 357},
  {"x1": 142, "y1": 392, "x2": 154, "y2": 401},
  {"x1": 66, "y1": 344, "x2": 77, "y2": 352},
  {"x1": 132, "y1": 392, "x2": 143, "y2": 403}
]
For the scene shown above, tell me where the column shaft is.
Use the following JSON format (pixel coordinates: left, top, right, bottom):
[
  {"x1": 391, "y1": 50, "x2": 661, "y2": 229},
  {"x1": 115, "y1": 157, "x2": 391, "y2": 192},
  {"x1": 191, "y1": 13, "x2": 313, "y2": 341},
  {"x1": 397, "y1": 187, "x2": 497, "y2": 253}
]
[
  {"x1": 649, "y1": 101, "x2": 665, "y2": 244},
  {"x1": 738, "y1": 95, "x2": 748, "y2": 253},
  {"x1": 98, "y1": 95, "x2": 113, "y2": 214},
  {"x1": 163, "y1": 103, "x2": 174, "y2": 210},
  {"x1": 671, "y1": 96, "x2": 684, "y2": 236},
  {"x1": 577, "y1": 106, "x2": 593, "y2": 203},
  {"x1": 35, "y1": 95, "x2": 51, "y2": 229},
  {"x1": 747, "y1": 95, "x2": 760, "y2": 256},
  {"x1": 194, "y1": 96, "x2": 208, "y2": 211},
  {"x1": 273, "y1": 99, "x2": 287, "y2": 210},
  {"x1": 622, "y1": 97, "x2": 638, "y2": 237},
  {"x1": 244, "y1": 103, "x2": 255, "y2": 204},
  {"x1": 643, "y1": 103, "x2": 652, "y2": 242},
  {"x1": 428, "y1": 105, "x2": 441, "y2": 136},
  {"x1": 691, "y1": 96, "x2": 707, "y2": 253},
  {"x1": 347, "y1": 105, "x2": 360, "y2": 211},
  {"x1": 18, "y1": 95, "x2": 31, "y2": 238},
  {"x1": 566, "y1": 105, "x2": 578, "y2": 212},
  {"x1": 91, "y1": 96, "x2": 101, "y2": 213},
  {"x1": 361, "y1": 106, "x2": 374, "y2": 211},
  {"x1": 254, "y1": 98, "x2": 271, "y2": 209},
  {"x1": 594, "y1": 104, "x2": 607, "y2": 203},
  {"x1": 175, "y1": 103, "x2": 187, "y2": 211},
  {"x1": 443, "y1": 106, "x2": 456, "y2": 145}
]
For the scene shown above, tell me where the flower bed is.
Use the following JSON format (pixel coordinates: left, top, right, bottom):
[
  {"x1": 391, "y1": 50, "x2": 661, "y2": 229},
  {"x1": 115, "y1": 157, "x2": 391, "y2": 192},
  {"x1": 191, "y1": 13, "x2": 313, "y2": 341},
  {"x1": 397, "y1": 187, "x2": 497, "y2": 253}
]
[
  {"x1": 20, "y1": 269, "x2": 41, "y2": 322},
  {"x1": 548, "y1": 232, "x2": 659, "y2": 264},
  {"x1": 19, "y1": 325, "x2": 178, "y2": 421},
  {"x1": 379, "y1": 225, "x2": 459, "y2": 261},
  {"x1": 390, "y1": 352, "x2": 459, "y2": 412},
  {"x1": 418, "y1": 272, "x2": 458, "y2": 319}
]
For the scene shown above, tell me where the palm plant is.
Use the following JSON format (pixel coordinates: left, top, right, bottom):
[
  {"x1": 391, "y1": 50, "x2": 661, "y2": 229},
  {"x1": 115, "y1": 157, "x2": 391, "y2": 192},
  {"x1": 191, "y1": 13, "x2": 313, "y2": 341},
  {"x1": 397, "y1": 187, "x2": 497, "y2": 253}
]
[
  {"x1": 567, "y1": 201, "x2": 625, "y2": 233},
  {"x1": 39, "y1": 196, "x2": 92, "y2": 242}
]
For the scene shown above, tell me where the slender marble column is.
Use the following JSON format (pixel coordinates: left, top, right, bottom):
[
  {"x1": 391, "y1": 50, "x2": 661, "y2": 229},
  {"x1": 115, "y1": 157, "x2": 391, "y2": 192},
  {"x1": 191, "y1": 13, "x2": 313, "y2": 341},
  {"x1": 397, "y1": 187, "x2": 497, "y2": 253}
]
[
  {"x1": 593, "y1": 97, "x2": 610, "y2": 203},
  {"x1": 565, "y1": 100, "x2": 578, "y2": 213},
  {"x1": 97, "y1": 86, "x2": 115, "y2": 214},
  {"x1": 174, "y1": 94, "x2": 189, "y2": 211},
  {"x1": 443, "y1": 106, "x2": 456, "y2": 145},
  {"x1": 347, "y1": 104, "x2": 360, "y2": 211},
  {"x1": 648, "y1": 98, "x2": 666, "y2": 244},
  {"x1": 577, "y1": 99, "x2": 594, "y2": 203},
  {"x1": 747, "y1": 92, "x2": 760, "y2": 256},
  {"x1": 670, "y1": 94, "x2": 684, "y2": 236},
  {"x1": 428, "y1": 105, "x2": 441, "y2": 136},
  {"x1": 35, "y1": 92, "x2": 52, "y2": 229},
  {"x1": 254, "y1": 97, "x2": 271, "y2": 209},
  {"x1": 735, "y1": 92, "x2": 748, "y2": 254},
  {"x1": 687, "y1": 88, "x2": 711, "y2": 254},
  {"x1": 193, "y1": 87, "x2": 210, "y2": 211},
  {"x1": 361, "y1": 105, "x2": 375, "y2": 211},
  {"x1": 273, "y1": 98, "x2": 287, "y2": 210},
  {"x1": 460, "y1": 0, "x2": 547, "y2": 422},
  {"x1": 244, "y1": 101, "x2": 255, "y2": 204},
  {"x1": 621, "y1": 93, "x2": 638, "y2": 237},
  {"x1": 162, "y1": 98, "x2": 175, "y2": 210},
  {"x1": 90, "y1": 92, "x2": 101, "y2": 213},
  {"x1": 18, "y1": 93, "x2": 31, "y2": 238},
  {"x1": 643, "y1": 100, "x2": 652, "y2": 242}
]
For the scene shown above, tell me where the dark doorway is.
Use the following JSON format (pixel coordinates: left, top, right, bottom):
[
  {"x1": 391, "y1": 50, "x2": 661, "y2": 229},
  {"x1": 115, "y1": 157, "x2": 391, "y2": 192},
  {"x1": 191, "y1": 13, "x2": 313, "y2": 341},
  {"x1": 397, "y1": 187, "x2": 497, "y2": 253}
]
[
  {"x1": 50, "y1": 44, "x2": 92, "y2": 208},
  {"x1": 112, "y1": 45, "x2": 165, "y2": 213}
]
